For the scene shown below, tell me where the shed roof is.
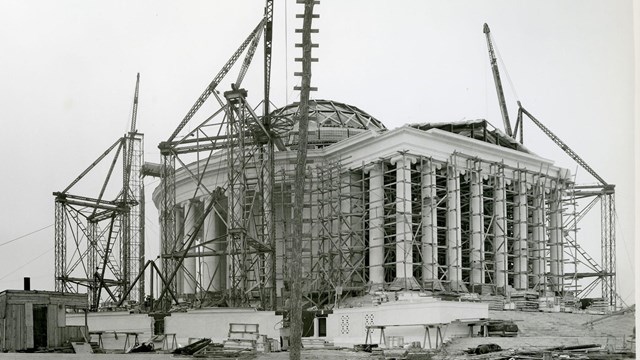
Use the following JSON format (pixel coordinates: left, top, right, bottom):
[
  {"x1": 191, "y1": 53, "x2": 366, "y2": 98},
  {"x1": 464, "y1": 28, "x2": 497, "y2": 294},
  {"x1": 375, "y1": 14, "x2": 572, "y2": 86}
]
[{"x1": 0, "y1": 290, "x2": 88, "y2": 309}]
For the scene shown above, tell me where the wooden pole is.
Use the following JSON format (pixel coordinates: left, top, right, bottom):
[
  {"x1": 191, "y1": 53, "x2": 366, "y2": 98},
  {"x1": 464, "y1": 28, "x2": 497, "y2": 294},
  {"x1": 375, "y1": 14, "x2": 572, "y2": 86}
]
[{"x1": 289, "y1": 1, "x2": 315, "y2": 358}]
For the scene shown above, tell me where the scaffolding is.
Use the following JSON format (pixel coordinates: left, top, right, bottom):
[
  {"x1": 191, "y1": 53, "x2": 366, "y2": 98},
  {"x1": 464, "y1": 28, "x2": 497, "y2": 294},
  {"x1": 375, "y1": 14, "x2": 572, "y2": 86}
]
[
  {"x1": 152, "y1": 16, "x2": 280, "y2": 310},
  {"x1": 314, "y1": 160, "x2": 367, "y2": 305},
  {"x1": 53, "y1": 133, "x2": 143, "y2": 310}
]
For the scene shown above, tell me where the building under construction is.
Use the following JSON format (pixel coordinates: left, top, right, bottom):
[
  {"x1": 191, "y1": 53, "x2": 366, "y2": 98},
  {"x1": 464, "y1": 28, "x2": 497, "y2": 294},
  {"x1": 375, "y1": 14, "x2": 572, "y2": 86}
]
[
  {"x1": 150, "y1": 99, "x2": 616, "y2": 312},
  {"x1": 52, "y1": 1, "x2": 619, "y2": 317}
]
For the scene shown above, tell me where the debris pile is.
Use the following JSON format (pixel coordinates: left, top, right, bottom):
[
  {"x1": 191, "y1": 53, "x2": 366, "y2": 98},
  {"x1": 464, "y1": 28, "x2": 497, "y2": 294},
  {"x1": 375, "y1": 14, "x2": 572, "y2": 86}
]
[{"x1": 462, "y1": 343, "x2": 635, "y2": 359}]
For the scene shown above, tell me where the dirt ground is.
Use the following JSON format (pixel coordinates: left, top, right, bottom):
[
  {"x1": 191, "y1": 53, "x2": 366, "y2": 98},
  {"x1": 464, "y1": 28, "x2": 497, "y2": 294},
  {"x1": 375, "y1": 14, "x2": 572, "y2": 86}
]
[{"x1": 0, "y1": 350, "x2": 377, "y2": 359}]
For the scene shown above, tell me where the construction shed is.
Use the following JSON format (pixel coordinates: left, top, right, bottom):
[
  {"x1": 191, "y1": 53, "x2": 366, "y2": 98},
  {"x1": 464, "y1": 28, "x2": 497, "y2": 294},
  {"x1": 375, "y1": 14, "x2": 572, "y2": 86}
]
[{"x1": 0, "y1": 290, "x2": 88, "y2": 351}]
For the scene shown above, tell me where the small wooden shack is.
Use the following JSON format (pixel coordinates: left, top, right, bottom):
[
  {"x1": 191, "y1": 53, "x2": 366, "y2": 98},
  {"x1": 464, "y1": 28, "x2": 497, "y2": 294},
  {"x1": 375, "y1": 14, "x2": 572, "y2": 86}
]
[{"x1": 0, "y1": 290, "x2": 88, "y2": 351}]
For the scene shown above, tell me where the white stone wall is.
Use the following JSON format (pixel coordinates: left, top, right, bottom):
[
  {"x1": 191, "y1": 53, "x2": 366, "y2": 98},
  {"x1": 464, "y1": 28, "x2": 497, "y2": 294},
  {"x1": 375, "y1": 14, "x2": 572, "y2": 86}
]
[
  {"x1": 164, "y1": 308, "x2": 283, "y2": 345},
  {"x1": 67, "y1": 312, "x2": 153, "y2": 351},
  {"x1": 326, "y1": 297, "x2": 488, "y2": 347}
]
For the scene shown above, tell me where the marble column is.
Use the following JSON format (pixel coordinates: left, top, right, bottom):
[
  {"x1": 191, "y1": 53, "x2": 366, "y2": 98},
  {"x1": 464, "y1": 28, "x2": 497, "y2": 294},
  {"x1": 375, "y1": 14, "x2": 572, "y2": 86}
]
[
  {"x1": 367, "y1": 162, "x2": 385, "y2": 285},
  {"x1": 493, "y1": 174, "x2": 507, "y2": 291},
  {"x1": 202, "y1": 195, "x2": 226, "y2": 292},
  {"x1": 391, "y1": 155, "x2": 418, "y2": 289},
  {"x1": 446, "y1": 166, "x2": 465, "y2": 291},
  {"x1": 513, "y1": 179, "x2": 528, "y2": 290},
  {"x1": 421, "y1": 160, "x2": 440, "y2": 290},
  {"x1": 183, "y1": 199, "x2": 199, "y2": 295}
]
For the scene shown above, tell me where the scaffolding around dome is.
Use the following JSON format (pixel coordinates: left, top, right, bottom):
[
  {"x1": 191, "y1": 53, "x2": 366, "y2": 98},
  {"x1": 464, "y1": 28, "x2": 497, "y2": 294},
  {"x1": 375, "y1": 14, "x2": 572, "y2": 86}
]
[{"x1": 270, "y1": 99, "x2": 386, "y2": 149}]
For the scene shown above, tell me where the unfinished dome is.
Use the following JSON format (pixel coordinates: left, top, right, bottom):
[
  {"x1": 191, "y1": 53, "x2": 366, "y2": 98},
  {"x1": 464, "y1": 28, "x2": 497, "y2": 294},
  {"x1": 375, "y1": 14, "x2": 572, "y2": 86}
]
[{"x1": 270, "y1": 99, "x2": 386, "y2": 148}]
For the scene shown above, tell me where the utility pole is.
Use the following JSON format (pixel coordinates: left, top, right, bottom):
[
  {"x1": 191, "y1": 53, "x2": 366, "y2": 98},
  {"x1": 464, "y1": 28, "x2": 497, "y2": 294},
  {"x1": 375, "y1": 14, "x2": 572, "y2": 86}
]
[{"x1": 290, "y1": 0, "x2": 317, "y2": 358}]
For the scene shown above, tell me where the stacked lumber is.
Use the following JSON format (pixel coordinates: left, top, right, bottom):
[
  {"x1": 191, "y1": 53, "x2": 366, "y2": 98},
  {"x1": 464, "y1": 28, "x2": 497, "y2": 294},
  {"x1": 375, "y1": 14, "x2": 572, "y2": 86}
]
[
  {"x1": 480, "y1": 295, "x2": 505, "y2": 311},
  {"x1": 511, "y1": 291, "x2": 539, "y2": 311}
]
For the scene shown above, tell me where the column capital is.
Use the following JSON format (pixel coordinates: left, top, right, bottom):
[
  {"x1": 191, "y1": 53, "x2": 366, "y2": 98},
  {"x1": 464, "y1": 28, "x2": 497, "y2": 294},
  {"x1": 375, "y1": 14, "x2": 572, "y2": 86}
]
[
  {"x1": 418, "y1": 160, "x2": 443, "y2": 172},
  {"x1": 363, "y1": 161, "x2": 385, "y2": 174},
  {"x1": 182, "y1": 197, "x2": 201, "y2": 208},
  {"x1": 390, "y1": 154, "x2": 418, "y2": 167}
]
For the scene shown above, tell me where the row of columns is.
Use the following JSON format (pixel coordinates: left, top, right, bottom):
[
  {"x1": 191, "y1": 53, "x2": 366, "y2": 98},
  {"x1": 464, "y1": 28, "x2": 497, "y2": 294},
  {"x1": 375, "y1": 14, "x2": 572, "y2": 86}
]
[
  {"x1": 367, "y1": 158, "x2": 565, "y2": 294},
  {"x1": 163, "y1": 158, "x2": 565, "y2": 297},
  {"x1": 171, "y1": 197, "x2": 227, "y2": 296}
]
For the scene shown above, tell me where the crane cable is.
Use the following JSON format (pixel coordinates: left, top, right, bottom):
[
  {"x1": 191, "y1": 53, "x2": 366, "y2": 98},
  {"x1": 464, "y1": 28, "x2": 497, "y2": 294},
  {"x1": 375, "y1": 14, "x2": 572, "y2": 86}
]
[{"x1": 491, "y1": 33, "x2": 520, "y2": 103}]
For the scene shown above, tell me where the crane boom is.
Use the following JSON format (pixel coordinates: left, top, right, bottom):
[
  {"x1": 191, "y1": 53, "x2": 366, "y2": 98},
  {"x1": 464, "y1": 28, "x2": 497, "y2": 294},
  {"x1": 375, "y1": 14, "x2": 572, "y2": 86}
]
[
  {"x1": 166, "y1": 19, "x2": 265, "y2": 143},
  {"x1": 483, "y1": 23, "x2": 513, "y2": 137},
  {"x1": 235, "y1": 24, "x2": 264, "y2": 87},
  {"x1": 518, "y1": 103, "x2": 609, "y2": 187},
  {"x1": 124, "y1": 73, "x2": 140, "y2": 191},
  {"x1": 130, "y1": 73, "x2": 140, "y2": 134}
]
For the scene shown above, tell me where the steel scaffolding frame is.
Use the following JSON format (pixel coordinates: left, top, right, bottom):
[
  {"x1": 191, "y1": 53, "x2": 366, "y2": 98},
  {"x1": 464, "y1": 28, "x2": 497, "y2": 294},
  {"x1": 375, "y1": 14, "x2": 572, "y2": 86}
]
[
  {"x1": 348, "y1": 152, "x2": 589, "y2": 301},
  {"x1": 153, "y1": 14, "x2": 285, "y2": 310},
  {"x1": 314, "y1": 160, "x2": 367, "y2": 305},
  {"x1": 53, "y1": 133, "x2": 143, "y2": 310}
]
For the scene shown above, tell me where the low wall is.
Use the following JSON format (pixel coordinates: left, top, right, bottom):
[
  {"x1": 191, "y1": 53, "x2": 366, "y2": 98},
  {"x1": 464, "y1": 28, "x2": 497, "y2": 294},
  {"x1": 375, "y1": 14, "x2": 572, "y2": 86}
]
[
  {"x1": 327, "y1": 296, "x2": 488, "y2": 347},
  {"x1": 164, "y1": 308, "x2": 283, "y2": 346},
  {"x1": 67, "y1": 312, "x2": 153, "y2": 351}
]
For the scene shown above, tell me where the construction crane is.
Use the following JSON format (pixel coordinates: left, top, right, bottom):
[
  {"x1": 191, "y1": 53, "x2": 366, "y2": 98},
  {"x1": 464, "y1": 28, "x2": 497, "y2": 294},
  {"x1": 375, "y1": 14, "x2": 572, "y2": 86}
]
[
  {"x1": 515, "y1": 102, "x2": 619, "y2": 310},
  {"x1": 517, "y1": 102, "x2": 609, "y2": 187},
  {"x1": 483, "y1": 23, "x2": 513, "y2": 137},
  {"x1": 54, "y1": 74, "x2": 144, "y2": 310},
  {"x1": 164, "y1": 19, "x2": 266, "y2": 144},
  {"x1": 155, "y1": 5, "x2": 285, "y2": 310},
  {"x1": 482, "y1": 24, "x2": 618, "y2": 310},
  {"x1": 120, "y1": 73, "x2": 141, "y2": 303}
]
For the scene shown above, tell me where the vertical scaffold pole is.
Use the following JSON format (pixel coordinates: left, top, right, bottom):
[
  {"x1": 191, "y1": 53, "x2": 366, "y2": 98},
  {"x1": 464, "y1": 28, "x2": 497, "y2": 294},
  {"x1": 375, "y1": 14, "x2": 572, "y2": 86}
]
[
  {"x1": 54, "y1": 199, "x2": 67, "y2": 292},
  {"x1": 159, "y1": 151, "x2": 177, "y2": 307},
  {"x1": 601, "y1": 193, "x2": 616, "y2": 310},
  {"x1": 469, "y1": 160, "x2": 484, "y2": 289}
]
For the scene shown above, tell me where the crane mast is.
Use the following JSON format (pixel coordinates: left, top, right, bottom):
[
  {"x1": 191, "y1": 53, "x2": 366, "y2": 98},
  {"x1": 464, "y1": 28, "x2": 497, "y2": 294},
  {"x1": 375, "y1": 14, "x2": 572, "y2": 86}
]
[{"x1": 483, "y1": 23, "x2": 513, "y2": 137}]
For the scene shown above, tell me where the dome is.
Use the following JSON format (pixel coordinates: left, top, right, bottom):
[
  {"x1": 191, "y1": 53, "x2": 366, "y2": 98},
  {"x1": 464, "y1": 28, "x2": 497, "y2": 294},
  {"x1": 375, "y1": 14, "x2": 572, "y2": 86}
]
[{"x1": 269, "y1": 99, "x2": 386, "y2": 149}]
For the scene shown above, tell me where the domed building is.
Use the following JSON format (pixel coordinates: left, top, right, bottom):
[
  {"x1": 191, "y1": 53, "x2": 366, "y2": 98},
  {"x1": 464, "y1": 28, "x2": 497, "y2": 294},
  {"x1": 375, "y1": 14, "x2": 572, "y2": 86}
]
[{"x1": 152, "y1": 98, "x2": 572, "y2": 309}]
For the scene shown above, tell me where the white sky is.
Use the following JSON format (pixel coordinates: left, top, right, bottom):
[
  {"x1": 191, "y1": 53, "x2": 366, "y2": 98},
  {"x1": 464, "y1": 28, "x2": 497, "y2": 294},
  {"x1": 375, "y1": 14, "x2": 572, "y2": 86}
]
[{"x1": 0, "y1": 1, "x2": 636, "y2": 305}]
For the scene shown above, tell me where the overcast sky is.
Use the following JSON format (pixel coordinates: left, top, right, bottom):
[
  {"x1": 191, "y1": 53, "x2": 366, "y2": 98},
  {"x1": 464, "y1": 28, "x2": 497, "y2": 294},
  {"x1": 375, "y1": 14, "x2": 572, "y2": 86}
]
[{"x1": 0, "y1": 1, "x2": 636, "y2": 305}]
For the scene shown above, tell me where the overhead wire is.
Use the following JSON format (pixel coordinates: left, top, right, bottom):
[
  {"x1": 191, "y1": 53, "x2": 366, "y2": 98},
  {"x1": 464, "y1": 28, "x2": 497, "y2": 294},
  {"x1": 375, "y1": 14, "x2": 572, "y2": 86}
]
[
  {"x1": 0, "y1": 246, "x2": 54, "y2": 281},
  {"x1": 0, "y1": 224, "x2": 53, "y2": 248}
]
